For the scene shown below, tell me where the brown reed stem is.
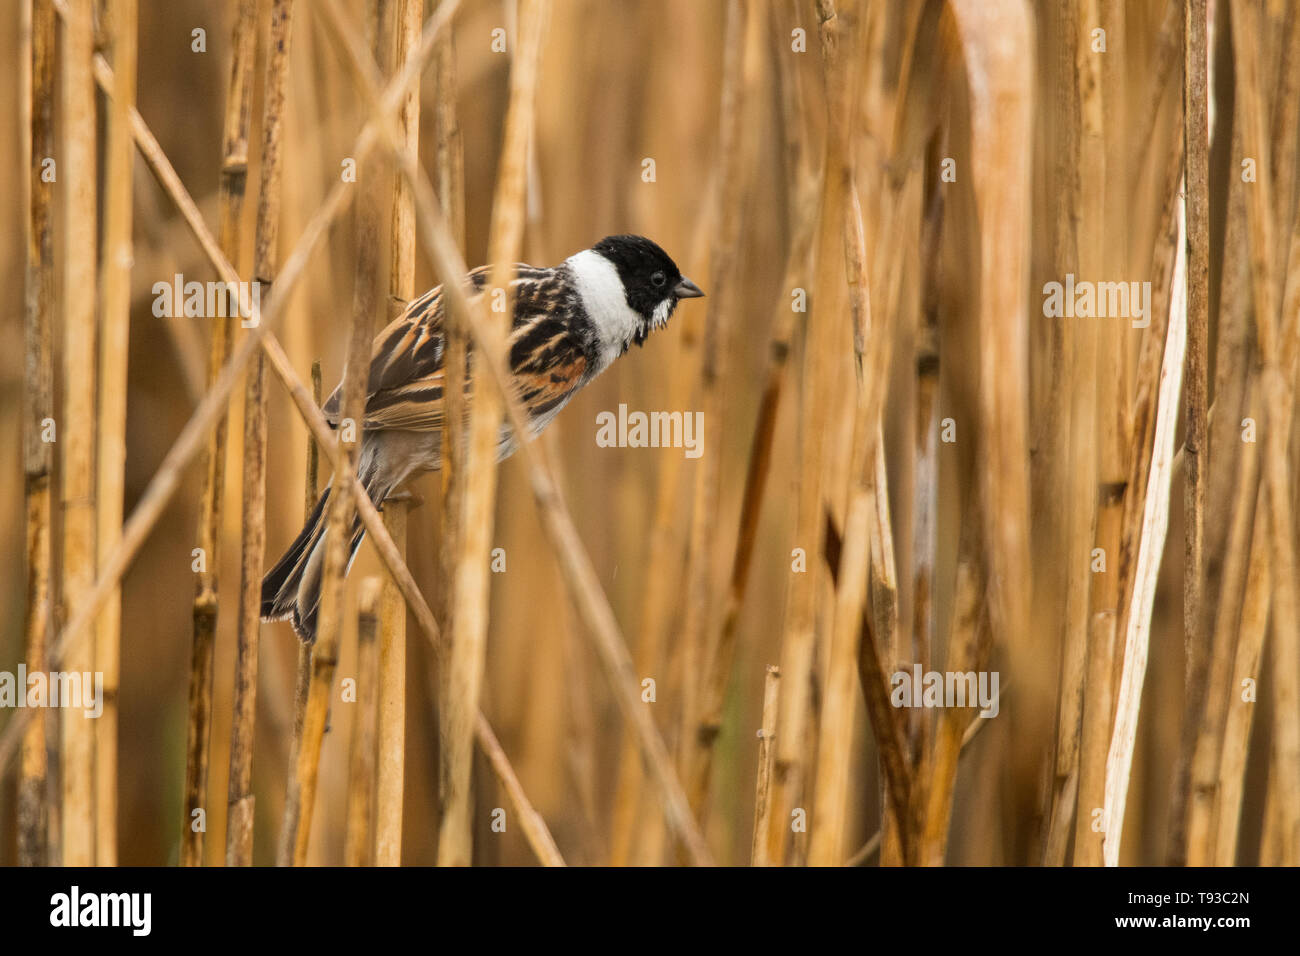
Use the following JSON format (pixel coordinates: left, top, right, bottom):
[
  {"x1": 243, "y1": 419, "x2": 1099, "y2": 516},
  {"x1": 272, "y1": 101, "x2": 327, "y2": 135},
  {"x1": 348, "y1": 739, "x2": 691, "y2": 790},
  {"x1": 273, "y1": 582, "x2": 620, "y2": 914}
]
[
  {"x1": 919, "y1": 542, "x2": 986, "y2": 864},
  {"x1": 282, "y1": 362, "x2": 322, "y2": 861},
  {"x1": 680, "y1": 0, "x2": 751, "y2": 816},
  {"x1": 750, "y1": 665, "x2": 781, "y2": 866},
  {"x1": 474, "y1": 713, "x2": 566, "y2": 867},
  {"x1": 375, "y1": 501, "x2": 407, "y2": 865},
  {"x1": 19, "y1": 0, "x2": 56, "y2": 868},
  {"x1": 1214, "y1": 483, "x2": 1270, "y2": 864},
  {"x1": 1189, "y1": 413, "x2": 1260, "y2": 863},
  {"x1": 59, "y1": 0, "x2": 99, "y2": 867},
  {"x1": 345, "y1": 578, "x2": 383, "y2": 866},
  {"x1": 1102, "y1": 182, "x2": 1187, "y2": 866},
  {"x1": 229, "y1": 0, "x2": 296, "y2": 867},
  {"x1": 184, "y1": 0, "x2": 257, "y2": 867},
  {"x1": 372, "y1": 0, "x2": 423, "y2": 869},
  {"x1": 283, "y1": 0, "x2": 387, "y2": 866},
  {"x1": 1168, "y1": 0, "x2": 1209, "y2": 865},
  {"x1": 1042, "y1": 0, "x2": 1085, "y2": 866},
  {"x1": 92, "y1": 0, "x2": 137, "y2": 868},
  {"x1": 438, "y1": 0, "x2": 546, "y2": 867},
  {"x1": 1230, "y1": 0, "x2": 1300, "y2": 863},
  {"x1": 431, "y1": 19, "x2": 466, "y2": 868}
]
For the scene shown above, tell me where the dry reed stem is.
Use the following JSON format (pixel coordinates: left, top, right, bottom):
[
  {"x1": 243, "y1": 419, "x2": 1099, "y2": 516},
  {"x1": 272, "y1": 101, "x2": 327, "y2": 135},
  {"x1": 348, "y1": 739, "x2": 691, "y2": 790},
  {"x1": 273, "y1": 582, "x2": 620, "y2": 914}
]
[
  {"x1": 680, "y1": 0, "x2": 750, "y2": 815},
  {"x1": 765, "y1": 308, "x2": 828, "y2": 864},
  {"x1": 866, "y1": 383, "x2": 904, "y2": 863},
  {"x1": 709, "y1": 12, "x2": 818, "y2": 775},
  {"x1": 1064, "y1": 0, "x2": 1107, "y2": 869},
  {"x1": 280, "y1": 363, "x2": 321, "y2": 866},
  {"x1": 821, "y1": 497, "x2": 915, "y2": 865},
  {"x1": 306, "y1": 362, "x2": 322, "y2": 511},
  {"x1": 184, "y1": 0, "x2": 258, "y2": 867},
  {"x1": 947, "y1": 0, "x2": 1033, "y2": 868},
  {"x1": 91, "y1": 0, "x2": 136, "y2": 868},
  {"x1": 1268, "y1": 6, "x2": 1300, "y2": 293},
  {"x1": 438, "y1": 0, "x2": 546, "y2": 867},
  {"x1": 1213, "y1": 490, "x2": 1271, "y2": 864},
  {"x1": 286, "y1": 220, "x2": 384, "y2": 862},
  {"x1": 767, "y1": 0, "x2": 848, "y2": 870},
  {"x1": 1129, "y1": 0, "x2": 1180, "y2": 188},
  {"x1": 228, "y1": 0, "x2": 296, "y2": 867},
  {"x1": 345, "y1": 578, "x2": 383, "y2": 866},
  {"x1": 942, "y1": 18, "x2": 1034, "y2": 857},
  {"x1": 1185, "y1": 397, "x2": 1258, "y2": 863},
  {"x1": 809, "y1": 485, "x2": 870, "y2": 866},
  {"x1": 1186, "y1": 116, "x2": 1251, "y2": 865},
  {"x1": 20, "y1": 0, "x2": 55, "y2": 868},
  {"x1": 1041, "y1": 0, "x2": 1085, "y2": 867},
  {"x1": 852, "y1": 689, "x2": 1000, "y2": 867},
  {"x1": 474, "y1": 713, "x2": 566, "y2": 867},
  {"x1": 811, "y1": 0, "x2": 902, "y2": 868},
  {"x1": 616, "y1": 166, "x2": 721, "y2": 864},
  {"x1": 1231, "y1": 0, "x2": 1300, "y2": 862},
  {"x1": 850, "y1": 565, "x2": 914, "y2": 867},
  {"x1": 1169, "y1": 0, "x2": 1209, "y2": 867},
  {"x1": 284, "y1": 597, "x2": 340, "y2": 867},
  {"x1": 750, "y1": 665, "x2": 781, "y2": 866},
  {"x1": 281, "y1": 0, "x2": 389, "y2": 867},
  {"x1": 1110, "y1": 143, "x2": 1182, "y2": 849},
  {"x1": 911, "y1": 158, "x2": 943, "y2": 782},
  {"x1": 374, "y1": 0, "x2": 424, "y2": 869},
  {"x1": 919, "y1": 546, "x2": 984, "y2": 864},
  {"x1": 375, "y1": 503, "x2": 407, "y2": 866},
  {"x1": 431, "y1": 21, "x2": 466, "y2": 869},
  {"x1": 59, "y1": 0, "x2": 99, "y2": 867},
  {"x1": 1263, "y1": 41, "x2": 1300, "y2": 869},
  {"x1": 386, "y1": 0, "x2": 422, "y2": 313},
  {"x1": 1101, "y1": 181, "x2": 1187, "y2": 867},
  {"x1": 637, "y1": 0, "x2": 812, "y2": 864},
  {"x1": 608, "y1": 333, "x2": 693, "y2": 865}
]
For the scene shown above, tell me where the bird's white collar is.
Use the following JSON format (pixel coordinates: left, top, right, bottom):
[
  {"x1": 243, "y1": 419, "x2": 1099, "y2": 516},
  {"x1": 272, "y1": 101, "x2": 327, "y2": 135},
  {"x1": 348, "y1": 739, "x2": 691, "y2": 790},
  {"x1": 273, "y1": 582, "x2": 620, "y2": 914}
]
[{"x1": 566, "y1": 249, "x2": 642, "y2": 370}]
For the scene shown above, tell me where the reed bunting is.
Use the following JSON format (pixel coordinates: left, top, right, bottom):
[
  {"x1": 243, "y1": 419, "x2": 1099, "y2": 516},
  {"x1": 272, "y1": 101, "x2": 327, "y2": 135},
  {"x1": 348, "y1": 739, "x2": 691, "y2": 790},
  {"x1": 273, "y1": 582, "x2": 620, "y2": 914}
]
[{"x1": 262, "y1": 234, "x2": 704, "y2": 641}]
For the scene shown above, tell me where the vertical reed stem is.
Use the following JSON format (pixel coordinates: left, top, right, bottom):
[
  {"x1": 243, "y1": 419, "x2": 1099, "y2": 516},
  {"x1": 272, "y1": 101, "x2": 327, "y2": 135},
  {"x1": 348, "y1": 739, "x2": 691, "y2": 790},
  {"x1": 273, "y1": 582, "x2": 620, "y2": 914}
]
[
  {"x1": 58, "y1": 0, "x2": 100, "y2": 868},
  {"x1": 20, "y1": 0, "x2": 56, "y2": 868},
  {"x1": 229, "y1": 0, "x2": 296, "y2": 867}
]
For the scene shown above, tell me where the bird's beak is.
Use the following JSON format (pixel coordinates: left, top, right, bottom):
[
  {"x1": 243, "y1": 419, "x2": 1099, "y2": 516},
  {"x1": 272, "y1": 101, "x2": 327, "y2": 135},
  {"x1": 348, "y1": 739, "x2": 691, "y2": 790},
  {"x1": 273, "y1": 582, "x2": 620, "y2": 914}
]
[{"x1": 674, "y1": 277, "x2": 705, "y2": 299}]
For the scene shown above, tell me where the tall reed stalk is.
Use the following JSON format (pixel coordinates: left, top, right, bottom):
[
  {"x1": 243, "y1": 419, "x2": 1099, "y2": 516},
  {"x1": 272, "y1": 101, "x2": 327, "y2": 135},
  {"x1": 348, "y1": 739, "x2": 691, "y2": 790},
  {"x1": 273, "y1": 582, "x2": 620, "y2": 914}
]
[
  {"x1": 58, "y1": 0, "x2": 99, "y2": 868},
  {"x1": 19, "y1": 0, "x2": 56, "y2": 868},
  {"x1": 184, "y1": 0, "x2": 257, "y2": 868},
  {"x1": 229, "y1": 0, "x2": 296, "y2": 867}
]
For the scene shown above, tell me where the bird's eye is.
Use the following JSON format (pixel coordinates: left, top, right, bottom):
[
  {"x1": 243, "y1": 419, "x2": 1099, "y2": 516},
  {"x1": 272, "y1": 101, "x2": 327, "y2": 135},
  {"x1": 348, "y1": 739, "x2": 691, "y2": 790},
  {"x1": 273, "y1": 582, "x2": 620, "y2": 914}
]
[{"x1": 651, "y1": 271, "x2": 667, "y2": 288}]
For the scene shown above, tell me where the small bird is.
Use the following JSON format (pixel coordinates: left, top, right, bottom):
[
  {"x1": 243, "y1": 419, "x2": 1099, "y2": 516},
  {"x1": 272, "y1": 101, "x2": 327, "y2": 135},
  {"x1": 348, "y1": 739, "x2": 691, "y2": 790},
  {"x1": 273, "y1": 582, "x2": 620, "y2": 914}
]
[{"x1": 261, "y1": 234, "x2": 704, "y2": 641}]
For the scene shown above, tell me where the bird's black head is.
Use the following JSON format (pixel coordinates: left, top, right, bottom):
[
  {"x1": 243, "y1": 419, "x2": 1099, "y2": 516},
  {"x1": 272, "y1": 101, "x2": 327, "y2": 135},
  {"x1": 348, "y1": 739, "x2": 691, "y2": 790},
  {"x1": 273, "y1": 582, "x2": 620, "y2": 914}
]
[{"x1": 593, "y1": 234, "x2": 704, "y2": 343}]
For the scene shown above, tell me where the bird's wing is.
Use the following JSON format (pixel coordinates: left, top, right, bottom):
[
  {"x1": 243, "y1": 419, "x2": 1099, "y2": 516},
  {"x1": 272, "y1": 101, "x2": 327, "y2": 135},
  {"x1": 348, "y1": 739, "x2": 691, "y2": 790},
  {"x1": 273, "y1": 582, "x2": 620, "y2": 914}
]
[{"x1": 322, "y1": 265, "x2": 588, "y2": 433}]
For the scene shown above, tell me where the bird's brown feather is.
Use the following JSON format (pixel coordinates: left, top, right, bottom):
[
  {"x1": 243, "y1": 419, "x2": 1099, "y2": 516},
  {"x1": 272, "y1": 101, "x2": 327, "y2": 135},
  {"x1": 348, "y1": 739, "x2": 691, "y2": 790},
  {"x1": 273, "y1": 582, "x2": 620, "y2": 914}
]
[{"x1": 322, "y1": 264, "x2": 587, "y2": 434}]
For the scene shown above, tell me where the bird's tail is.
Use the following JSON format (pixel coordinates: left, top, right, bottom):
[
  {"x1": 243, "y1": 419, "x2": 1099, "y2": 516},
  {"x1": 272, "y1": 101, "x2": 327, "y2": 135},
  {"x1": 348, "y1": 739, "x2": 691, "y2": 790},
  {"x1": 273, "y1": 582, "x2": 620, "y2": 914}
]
[{"x1": 260, "y1": 464, "x2": 394, "y2": 643}]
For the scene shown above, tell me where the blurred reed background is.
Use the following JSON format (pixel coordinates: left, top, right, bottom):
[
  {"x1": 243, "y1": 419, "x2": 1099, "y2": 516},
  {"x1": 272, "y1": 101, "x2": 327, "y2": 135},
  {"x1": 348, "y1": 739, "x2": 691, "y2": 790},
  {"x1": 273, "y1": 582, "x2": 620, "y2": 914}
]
[{"x1": 0, "y1": 0, "x2": 1296, "y2": 866}]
